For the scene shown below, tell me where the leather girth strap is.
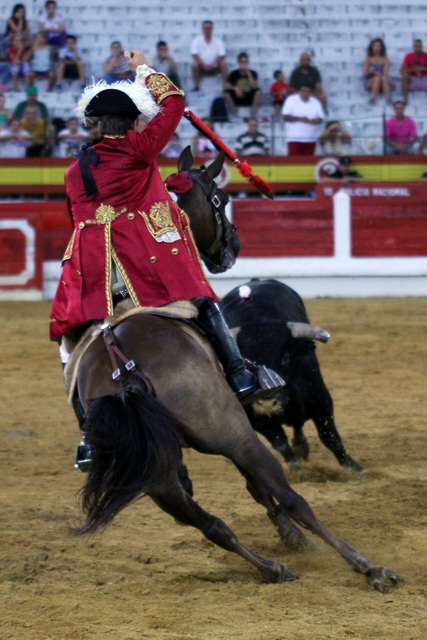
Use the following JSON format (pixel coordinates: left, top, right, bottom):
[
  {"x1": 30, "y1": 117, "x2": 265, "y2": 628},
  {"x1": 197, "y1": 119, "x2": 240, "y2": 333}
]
[{"x1": 102, "y1": 324, "x2": 156, "y2": 396}]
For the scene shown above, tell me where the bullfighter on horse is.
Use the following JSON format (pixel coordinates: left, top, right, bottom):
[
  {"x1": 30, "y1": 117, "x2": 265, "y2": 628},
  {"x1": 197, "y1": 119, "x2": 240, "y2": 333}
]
[{"x1": 49, "y1": 49, "x2": 284, "y2": 465}]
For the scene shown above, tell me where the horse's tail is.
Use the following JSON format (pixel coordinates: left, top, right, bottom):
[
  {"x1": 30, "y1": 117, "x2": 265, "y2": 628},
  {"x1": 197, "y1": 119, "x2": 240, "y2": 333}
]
[{"x1": 73, "y1": 374, "x2": 182, "y2": 535}]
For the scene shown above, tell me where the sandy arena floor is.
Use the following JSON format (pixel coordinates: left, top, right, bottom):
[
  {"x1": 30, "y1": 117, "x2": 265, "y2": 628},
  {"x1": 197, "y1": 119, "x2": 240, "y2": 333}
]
[{"x1": 0, "y1": 297, "x2": 426, "y2": 640}]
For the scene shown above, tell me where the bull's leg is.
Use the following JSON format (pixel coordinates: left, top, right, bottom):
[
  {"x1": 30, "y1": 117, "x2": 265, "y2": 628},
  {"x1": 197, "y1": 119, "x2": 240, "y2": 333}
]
[
  {"x1": 230, "y1": 434, "x2": 402, "y2": 592},
  {"x1": 291, "y1": 423, "x2": 310, "y2": 460},
  {"x1": 311, "y1": 408, "x2": 364, "y2": 472},
  {"x1": 245, "y1": 405, "x2": 299, "y2": 464},
  {"x1": 149, "y1": 480, "x2": 296, "y2": 583}
]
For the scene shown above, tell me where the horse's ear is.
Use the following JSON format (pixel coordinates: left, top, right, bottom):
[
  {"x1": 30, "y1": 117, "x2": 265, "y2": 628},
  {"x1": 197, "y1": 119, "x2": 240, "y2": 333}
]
[
  {"x1": 178, "y1": 146, "x2": 193, "y2": 172},
  {"x1": 204, "y1": 151, "x2": 225, "y2": 181}
]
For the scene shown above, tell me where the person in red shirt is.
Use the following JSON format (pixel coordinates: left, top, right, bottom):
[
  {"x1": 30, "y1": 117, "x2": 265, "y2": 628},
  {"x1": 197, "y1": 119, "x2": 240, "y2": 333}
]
[
  {"x1": 270, "y1": 70, "x2": 291, "y2": 118},
  {"x1": 7, "y1": 33, "x2": 31, "y2": 91},
  {"x1": 400, "y1": 38, "x2": 427, "y2": 103},
  {"x1": 51, "y1": 49, "x2": 283, "y2": 458}
]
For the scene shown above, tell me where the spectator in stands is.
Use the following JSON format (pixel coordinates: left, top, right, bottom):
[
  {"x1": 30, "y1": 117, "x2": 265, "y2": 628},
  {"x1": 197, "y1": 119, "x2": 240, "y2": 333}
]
[
  {"x1": 29, "y1": 32, "x2": 55, "y2": 90},
  {"x1": 191, "y1": 117, "x2": 217, "y2": 158},
  {"x1": 13, "y1": 84, "x2": 49, "y2": 118},
  {"x1": 235, "y1": 117, "x2": 270, "y2": 156},
  {"x1": 320, "y1": 156, "x2": 365, "y2": 184},
  {"x1": 56, "y1": 115, "x2": 88, "y2": 157},
  {"x1": 400, "y1": 39, "x2": 427, "y2": 104},
  {"x1": 150, "y1": 41, "x2": 182, "y2": 89},
  {"x1": 7, "y1": 33, "x2": 31, "y2": 91},
  {"x1": 270, "y1": 70, "x2": 291, "y2": 118},
  {"x1": 160, "y1": 132, "x2": 183, "y2": 158},
  {"x1": 0, "y1": 93, "x2": 12, "y2": 128},
  {"x1": 224, "y1": 52, "x2": 261, "y2": 119},
  {"x1": 38, "y1": 0, "x2": 67, "y2": 50},
  {"x1": 363, "y1": 38, "x2": 392, "y2": 106},
  {"x1": 282, "y1": 84, "x2": 325, "y2": 156},
  {"x1": 55, "y1": 34, "x2": 86, "y2": 91},
  {"x1": 0, "y1": 37, "x2": 11, "y2": 90},
  {"x1": 20, "y1": 103, "x2": 48, "y2": 156},
  {"x1": 290, "y1": 52, "x2": 327, "y2": 112},
  {"x1": 385, "y1": 99, "x2": 418, "y2": 154},
  {"x1": 103, "y1": 41, "x2": 134, "y2": 83},
  {"x1": 318, "y1": 120, "x2": 352, "y2": 156},
  {"x1": 191, "y1": 20, "x2": 228, "y2": 91},
  {"x1": 0, "y1": 116, "x2": 30, "y2": 157},
  {"x1": 4, "y1": 4, "x2": 31, "y2": 49}
]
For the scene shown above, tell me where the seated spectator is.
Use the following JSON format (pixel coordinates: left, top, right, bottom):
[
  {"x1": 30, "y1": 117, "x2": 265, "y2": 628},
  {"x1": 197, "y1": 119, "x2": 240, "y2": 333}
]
[
  {"x1": 4, "y1": 4, "x2": 31, "y2": 49},
  {"x1": 224, "y1": 52, "x2": 261, "y2": 119},
  {"x1": 13, "y1": 84, "x2": 50, "y2": 119},
  {"x1": 282, "y1": 85, "x2": 325, "y2": 156},
  {"x1": 160, "y1": 132, "x2": 183, "y2": 158},
  {"x1": 318, "y1": 121, "x2": 352, "y2": 156},
  {"x1": 7, "y1": 33, "x2": 31, "y2": 91},
  {"x1": 191, "y1": 20, "x2": 228, "y2": 91},
  {"x1": 385, "y1": 100, "x2": 418, "y2": 154},
  {"x1": 0, "y1": 93, "x2": 12, "y2": 128},
  {"x1": 150, "y1": 41, "x2": 182, "y2": 89},
  {"x1": 103, "y1": 41, "x2": 134, "y2": 83},
  {"x1": 235, "y1": 117, "x2": 270, "y2": 156},
  {"x1": 0, "y1": 37, "x2": 11, "y2": 90},
  {"x1": 400, "y1": 39, "x2": 427, "y2": 104},
  {"x1": 56, "y1": 115, "x2": 88, "y2": 157},
  {"x1": 56, "y1": 35, "x2": 86, "y2": 90},
  {"x1": 363, "y1": 38, "x2": 392, "y2": 106},
  {"x1": 29, "y1": 32, "x2": 55, "y2": 91},
  {"x1": 320, "y1": 156, "x2": 365, "y2": 184},
  {"x1": 290, "y1": 52, "x2": 327, "y2": 112},
  {"x1": 270, "y1": 70, "x2": 291, "y2": 118},
  {"x1": 38, "y1": 0, "x2": 67, "y2": 50},
  {"x1": 0, "y1": 116, "x2": 30, "y2": 157},
  {"x1": 191, "y1": 117, "x2": 217, "y2": 158},
  {"x1": 20, "y1": 104, "x2": 47, "y2": 156}
]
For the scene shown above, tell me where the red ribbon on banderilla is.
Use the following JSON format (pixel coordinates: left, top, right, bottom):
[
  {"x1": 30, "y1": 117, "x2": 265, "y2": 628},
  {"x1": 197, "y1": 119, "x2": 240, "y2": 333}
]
[{"x1": 183, "y1": 109, "x2": 274, "y2": 200}]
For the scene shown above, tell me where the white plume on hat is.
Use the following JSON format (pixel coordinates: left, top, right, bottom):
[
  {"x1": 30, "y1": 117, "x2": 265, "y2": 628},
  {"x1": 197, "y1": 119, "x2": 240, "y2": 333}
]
[{"x1": 75, "y1": 64, "x2": 161, "y2": 123}]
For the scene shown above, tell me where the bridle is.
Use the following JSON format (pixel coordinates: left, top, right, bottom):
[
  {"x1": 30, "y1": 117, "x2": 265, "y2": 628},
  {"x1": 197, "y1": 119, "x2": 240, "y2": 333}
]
[{"x1": 187, "y1": 168, "x2": 240, "y2": 273}]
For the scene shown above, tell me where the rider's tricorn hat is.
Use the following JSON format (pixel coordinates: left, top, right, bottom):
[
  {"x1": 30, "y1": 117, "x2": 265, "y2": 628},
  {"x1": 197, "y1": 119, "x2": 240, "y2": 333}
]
[{"x1": 75, "y1": 70, "x2": 160, "y2": 124}]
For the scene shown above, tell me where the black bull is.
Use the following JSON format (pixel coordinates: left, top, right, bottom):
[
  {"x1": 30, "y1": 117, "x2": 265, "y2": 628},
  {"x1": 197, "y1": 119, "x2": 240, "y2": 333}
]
[{"x1": 220, "y1": 278, "x2": 363, "y2": 472}]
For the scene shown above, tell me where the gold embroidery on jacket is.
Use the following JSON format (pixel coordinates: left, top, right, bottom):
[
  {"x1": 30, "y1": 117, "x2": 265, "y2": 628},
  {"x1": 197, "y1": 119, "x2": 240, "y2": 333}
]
[
  {"x1": 85, "y1": 204, "x2": 127, "y2": 225},
  {"x1": 146, "y1": 73, "x2": 185, "y2": 103},
  {"x1": 104, "y1": 223, "x2": 113, "y2": 315},
  {"x1": 139, "y1": 201, "x2": 178, "y2": 238},
  {"x1": 112, "y1": 249, "x2": 140, "y2": 307},
  {"x1": 62, "y1": 228, "x2": 77, "y2": 262}
]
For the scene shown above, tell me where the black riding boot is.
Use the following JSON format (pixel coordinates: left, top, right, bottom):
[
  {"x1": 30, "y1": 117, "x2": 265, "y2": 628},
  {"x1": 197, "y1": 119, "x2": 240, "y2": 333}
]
[
  {"x1": 197, "y1": 299, "x2": 285, "y2": 405},
  {"x1": 72, "y1": 394, "x2": 92, "y2": 472}
]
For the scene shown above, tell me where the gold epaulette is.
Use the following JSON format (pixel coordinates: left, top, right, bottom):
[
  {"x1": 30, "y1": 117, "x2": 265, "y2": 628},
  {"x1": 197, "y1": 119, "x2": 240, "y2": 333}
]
[{"x1": 146, "y1": 73, "x2": 185, "y2": 104}]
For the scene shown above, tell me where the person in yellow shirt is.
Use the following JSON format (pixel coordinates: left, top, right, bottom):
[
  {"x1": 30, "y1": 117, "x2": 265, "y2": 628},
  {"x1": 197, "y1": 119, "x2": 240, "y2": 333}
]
[{"x1": 20, "y1": 104, "x2": 47, "y2": 156}]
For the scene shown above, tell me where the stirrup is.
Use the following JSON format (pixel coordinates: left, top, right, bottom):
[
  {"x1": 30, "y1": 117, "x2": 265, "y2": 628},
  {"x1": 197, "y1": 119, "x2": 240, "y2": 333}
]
[
  {"x1": 74, "y1": 439, "x2": 92, "y2": 472},
  {"x1": 238, "y1": 366, "x2": 285, "y2": 406}
]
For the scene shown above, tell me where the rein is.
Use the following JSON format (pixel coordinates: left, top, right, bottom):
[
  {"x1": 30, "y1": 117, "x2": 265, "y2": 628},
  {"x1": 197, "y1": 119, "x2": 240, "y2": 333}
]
[
  {"x1": 102, "y1": 324, "x2": 156, "y2": 395},
  {"x1": 187, "y1": 169, "x2": 239, "y2": 273}
]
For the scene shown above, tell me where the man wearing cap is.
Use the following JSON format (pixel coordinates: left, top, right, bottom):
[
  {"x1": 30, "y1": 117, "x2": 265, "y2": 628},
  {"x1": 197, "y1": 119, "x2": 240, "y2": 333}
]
[
  {"x1": 50, "y1": 49, "x2": 283, "y2": 446},
  {"x1": 13, "y1": 85, "x2": 50, "y2": 119},
  {"x1": 321, "y1": 156, "x2": 365, "y2": 184}
]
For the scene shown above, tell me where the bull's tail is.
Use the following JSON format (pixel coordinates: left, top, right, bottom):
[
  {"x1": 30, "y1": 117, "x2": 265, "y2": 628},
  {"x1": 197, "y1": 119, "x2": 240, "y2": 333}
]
[{"x1": 73, "y1": 374, "x2": 182, "y2": 535}]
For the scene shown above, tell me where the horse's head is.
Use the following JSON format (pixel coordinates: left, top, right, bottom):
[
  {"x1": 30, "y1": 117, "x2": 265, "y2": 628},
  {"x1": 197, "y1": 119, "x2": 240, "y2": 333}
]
[{"x1": 166, "y1": 146, "x2": 240, "y2": 273}]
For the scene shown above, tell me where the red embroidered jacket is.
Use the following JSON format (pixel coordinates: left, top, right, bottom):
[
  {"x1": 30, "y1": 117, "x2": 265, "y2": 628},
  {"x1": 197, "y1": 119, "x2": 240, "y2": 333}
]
[{"x1": 50, "y1": 73, "x2": 217, "y2": 340}]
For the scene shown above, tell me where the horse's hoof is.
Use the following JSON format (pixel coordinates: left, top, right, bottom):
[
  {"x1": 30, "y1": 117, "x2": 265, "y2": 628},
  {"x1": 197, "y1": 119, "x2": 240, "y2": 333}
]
[
  {"x1": 366, "y1": 567, "x2": 404, "y2": 593},
  {"x1": 342, "y1": 456, "x2": 365, "y2": 473}
]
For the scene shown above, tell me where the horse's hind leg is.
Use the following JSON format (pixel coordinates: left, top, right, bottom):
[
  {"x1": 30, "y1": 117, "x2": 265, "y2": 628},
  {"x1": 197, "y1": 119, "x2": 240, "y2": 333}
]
[{"x1": 149, "y1": 482, "x2": 296, "y2": 583}]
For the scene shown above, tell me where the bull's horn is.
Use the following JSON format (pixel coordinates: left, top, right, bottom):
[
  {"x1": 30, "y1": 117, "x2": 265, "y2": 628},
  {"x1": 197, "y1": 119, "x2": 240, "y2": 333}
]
[{"x1": 287, "y1": 322, "x2": 330, "y2": 343}]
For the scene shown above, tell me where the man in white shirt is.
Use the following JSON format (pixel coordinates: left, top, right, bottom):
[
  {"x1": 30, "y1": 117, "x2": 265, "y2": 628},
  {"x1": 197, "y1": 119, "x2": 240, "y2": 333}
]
[
  {"x1": 282, "y1": 85, "x2": 325, "y2": 155},
  {"x1": 191, "y1": 20, "x2": 228, "y2": 91},
  {"x1": 0, "y1": 118, "x2": 30, "y2": 158}
]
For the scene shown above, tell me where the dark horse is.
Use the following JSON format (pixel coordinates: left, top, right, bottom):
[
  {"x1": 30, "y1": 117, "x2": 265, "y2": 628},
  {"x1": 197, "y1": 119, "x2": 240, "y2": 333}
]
[{"x1": 70, "y1": 150, "x2": 402, "y2": 592}]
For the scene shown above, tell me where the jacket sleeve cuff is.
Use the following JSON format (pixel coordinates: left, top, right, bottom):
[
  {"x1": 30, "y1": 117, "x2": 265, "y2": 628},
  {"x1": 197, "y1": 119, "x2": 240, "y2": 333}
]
[{"x1": 136, "y1": 65, "x2": 185, "y2": 104}]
